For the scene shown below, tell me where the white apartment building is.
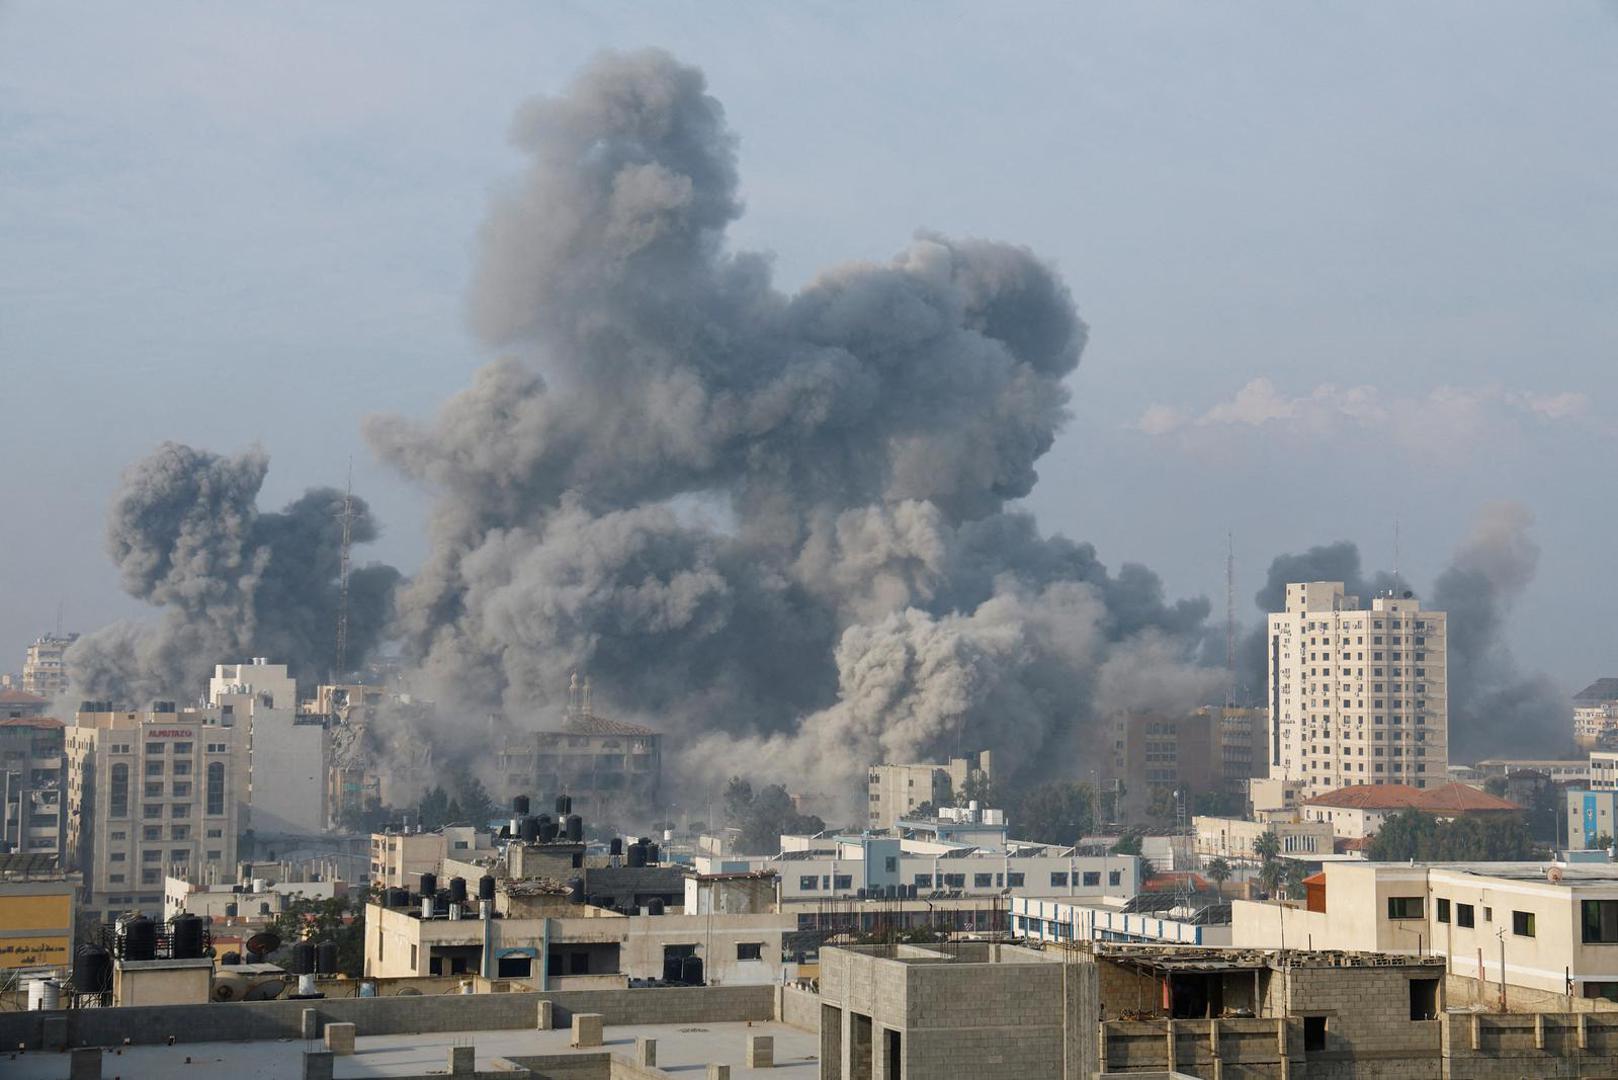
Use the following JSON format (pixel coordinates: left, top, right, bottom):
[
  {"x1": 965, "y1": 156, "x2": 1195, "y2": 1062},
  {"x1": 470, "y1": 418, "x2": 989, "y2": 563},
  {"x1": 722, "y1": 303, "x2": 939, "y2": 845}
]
[
  {"x1": 1268, "y1": 582, "x2": 1448, "y2": 798},
  {"x1": 866, "y1": 751, "x2": 992, "y2": 830},
  {"x1": 66, "y1": 704, "x2": 243, "y2": 921},
  {"x1": 21, "y1": 633, "x2": 77, "y2": 698},
  {"x1": 1591, "y1": 751, "x2": 1618, "y2": 792},
  {"x1": 210, "y1": 660, "x2": 328, "y2": 837}
]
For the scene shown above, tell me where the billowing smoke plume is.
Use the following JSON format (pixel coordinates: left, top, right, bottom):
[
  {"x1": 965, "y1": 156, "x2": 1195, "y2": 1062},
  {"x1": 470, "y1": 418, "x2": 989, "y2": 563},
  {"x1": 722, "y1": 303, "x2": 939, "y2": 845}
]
[
  {"x1": 1243, "y1": 503, "x2": 1569, "y2": 761},
  {"x1": 67, "y1": 442, "x2": 400, "y2": 705},
  {"x1": 365, "y1": 49, "x2": 1219, "y2": 810},
  {"x1": 1434, "y1": 503, "x2": 1571, "y2": 760}
]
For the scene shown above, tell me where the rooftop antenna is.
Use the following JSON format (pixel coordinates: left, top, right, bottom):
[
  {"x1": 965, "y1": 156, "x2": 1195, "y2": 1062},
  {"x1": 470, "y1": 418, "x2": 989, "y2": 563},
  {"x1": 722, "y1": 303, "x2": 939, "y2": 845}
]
[
  {"x1": 54, "y1": 601, "x2": 63, "y2": 638},
  {"x1": 333, "y1": 460, "x2": 355, "y2": 681},
  {"x1": 1393, "y1": 515, "x2": 1402, "y2": 595},
  {"x1": 1225, "y1": 531, "x2": 1237, "y2": 708}
]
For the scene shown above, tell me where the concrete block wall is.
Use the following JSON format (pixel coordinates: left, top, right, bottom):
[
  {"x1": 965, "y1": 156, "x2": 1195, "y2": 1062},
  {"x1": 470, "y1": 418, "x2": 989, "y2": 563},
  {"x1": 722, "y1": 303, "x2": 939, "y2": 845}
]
[
  {"x1": 777, "y1": 983, "x2": 820, "y2": 1032},
  {"x1": 1440, "y1": 1011, "x2": 1618, "y2": 1079},
  {"x1": 0, "y1": 984, "x2": 775, "y2": 1051},
  {"x1": 1101, "y1": 1018, "x2": 1303, "y2": 1077}
]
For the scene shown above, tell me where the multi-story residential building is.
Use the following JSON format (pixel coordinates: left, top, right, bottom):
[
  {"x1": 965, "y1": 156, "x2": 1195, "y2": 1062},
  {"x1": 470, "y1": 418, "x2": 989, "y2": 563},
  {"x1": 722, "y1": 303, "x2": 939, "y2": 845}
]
[
  {"x1": 1012, "y1": 893, "x2": 1234, "y2": 947},
  {"x1": 65, "y1": 702, "x2": 243, "y2": 921},
  {"x1": 21, "y1": 632, "x2": 77, "y2": 698},
  {"x1": 369, "y1": 825, "x2": 493, "y2": 889},
  {"x1": 498, "y1": 676, "x2": 661, "y2": 826},
  {"x1": 1209, "y1": 704, "x2": 1269, "y2": 794},
  {"x1": 1576, "y1": 703, "x2": 1618, "y2": 748},
  {"x1": 0, "y1": 689, "x2": 48, "y2": 719},
  {"x1": 866, "y1": 751, "x2": 991, "y2": 830},
  {"x1": 0, "y1": 715, "x2": 65, "y2": 858},
  {"x1": 1568, "y1": 789, "x2": 1618, "y2": 849},
  {"x1": 1193, "y1": 814, "x2": 1334, "y2": 860},
  {"x1": 1268, "y1": 582, "x2": 1448, "y2": 797},
  {"x1": 1104, "y1": 711, "x2": 1216, "y2": 821},
  {"x1": 1591, "y1": 750, "x2": 1618, "y2": 792},
  {"x1": 0, "y1": 866, "x2": 78, "y2": 975},
  {"x1": 209, "y1": 659, "x2": 327, "y2": 837}
]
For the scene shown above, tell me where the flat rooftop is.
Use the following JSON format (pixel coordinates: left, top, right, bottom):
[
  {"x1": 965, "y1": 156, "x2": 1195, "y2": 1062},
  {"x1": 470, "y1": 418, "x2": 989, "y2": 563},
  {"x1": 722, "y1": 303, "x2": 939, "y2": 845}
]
[
  {"x1": 6, "y1": 1019, "x2": 816, "y2": 1079},
  {"x1": 1364, "y1": 861, "x2": 1618, "y2": 883}
]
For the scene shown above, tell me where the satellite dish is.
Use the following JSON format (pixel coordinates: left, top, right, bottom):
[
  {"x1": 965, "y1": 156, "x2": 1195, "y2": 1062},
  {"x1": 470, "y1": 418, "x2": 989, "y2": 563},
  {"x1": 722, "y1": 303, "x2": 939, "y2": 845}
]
[
  {"x1": 395, "y1": 987, "x2": 422, "y2": 996},
  {"x1": 245, "y1": 931, "x2": 281, "y2": 959},
  {"x1": 1548, "y1": 866, "x2": 1564, "y2": 884}
]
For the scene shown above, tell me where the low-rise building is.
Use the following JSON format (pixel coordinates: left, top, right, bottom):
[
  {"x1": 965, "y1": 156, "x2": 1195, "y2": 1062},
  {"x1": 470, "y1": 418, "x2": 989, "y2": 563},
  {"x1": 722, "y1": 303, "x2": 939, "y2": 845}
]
[
  {"x1": 0, "y1": 689, "x2": 48, "y2": 719},
  {"x1": 1474, "y1": 757, "x2": 1590, "y2": 785},
  {"x1": 1233, "y1": 859, "x2": 1618, "y2": 1004},
  {"x1": 0, "y1": 859, "x2": 77, "y2": 975},
  {"x1": 1569, "y1": 789, "x2": 1618, "y2": 849},
  {"x1": 1592, "y1": 750, "x2": 1618, "y2": 792},
  {"x1": 1193, "y1": 814, "x2": 1333, "y2": 860},
  {"x1": 1012, "y1": 892, "x2": 1233, "y2": 947},
  {"x1": 370, "y1": 826, "x2": 489, "y2": 888},
  {"x1": 1301, "y1": 781, "x2": 1522, "y2": 840}
]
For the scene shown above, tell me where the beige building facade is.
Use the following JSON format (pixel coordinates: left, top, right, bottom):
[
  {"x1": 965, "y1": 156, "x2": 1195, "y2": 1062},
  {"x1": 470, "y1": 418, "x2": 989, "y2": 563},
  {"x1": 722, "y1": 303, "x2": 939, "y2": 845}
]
[
  {"x1": 1268, "y1": 582, "x2": 1448, "y2": 797},
  {"x1": 866, "y1": 752, "x2": 992, "y2": 830},
  {"x1": 66, "y1": 705, "x2": 243, "y2": 920},
  {"x1": 1193, "y1": 814, "x2": 1333, "y2": 860},
  {"x1": 21, "y1": 633, "x2": 76, "y2": 699}
]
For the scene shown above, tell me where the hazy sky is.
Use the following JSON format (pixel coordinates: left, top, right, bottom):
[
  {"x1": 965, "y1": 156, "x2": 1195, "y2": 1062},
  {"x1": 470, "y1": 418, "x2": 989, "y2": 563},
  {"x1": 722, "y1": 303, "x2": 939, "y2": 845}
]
[{"x1": 3, "y1": 2, "x2": 1615, "y2": 693}]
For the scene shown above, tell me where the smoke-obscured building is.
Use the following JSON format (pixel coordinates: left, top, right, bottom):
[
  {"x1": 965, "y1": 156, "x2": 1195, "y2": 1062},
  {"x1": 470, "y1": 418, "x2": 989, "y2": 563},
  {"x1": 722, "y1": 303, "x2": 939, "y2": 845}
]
[
  {"x1": 498, "y1": 676, "x2": 661, "y2": 827},
  {"x1": 66, "y1": 703, "x2": 244, "y2": 921},
  {"x1": 1267, "y1": 582, "x2": 1448, "y2": 798},
  {"x1": 21, "y1": 632, "x2": 76, "y2": 698},
  {"x1": 1103, "y1": 711, "x2": 1216, "y2": 821},
  {"x1": 1209, "y1": 704, "x2": 1269, "y2": 794},
  {"x1": 0, "y1": 715, "x2": 65, "y2": 858},
  {"x1": 866, "y1": 751, "x2": 992, "y2": 830}
]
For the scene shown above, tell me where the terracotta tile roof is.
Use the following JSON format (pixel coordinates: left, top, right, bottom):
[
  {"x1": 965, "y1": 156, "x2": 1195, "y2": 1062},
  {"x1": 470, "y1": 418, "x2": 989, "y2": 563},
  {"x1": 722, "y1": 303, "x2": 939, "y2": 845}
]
[
  {"x1": 1304, "y1": 782, "x2": 1521, "y2": 813},
  {"x1": 560, "y1": 713, "x2": 657, "y2": 737},
  {"x1": 0, "y1": 715, "x2": 64, "y2": 729},
  {"x1": 0, "y1": 689, "x2": 47, "y2": 705}
]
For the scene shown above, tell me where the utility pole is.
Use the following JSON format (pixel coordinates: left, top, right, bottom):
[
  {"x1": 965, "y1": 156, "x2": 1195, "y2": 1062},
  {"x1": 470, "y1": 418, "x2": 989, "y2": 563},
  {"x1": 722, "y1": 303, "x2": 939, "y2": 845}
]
[{"x1": 1497, "y1": 928, "x2": 1507, "y2": 1012}]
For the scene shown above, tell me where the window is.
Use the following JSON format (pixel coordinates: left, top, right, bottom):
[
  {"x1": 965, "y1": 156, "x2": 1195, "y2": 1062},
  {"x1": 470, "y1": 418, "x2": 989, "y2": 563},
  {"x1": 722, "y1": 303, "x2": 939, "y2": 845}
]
[
  {"x1": 1513, "y1": 911, "x2": 1536, "y2": 937},
  {"x1": 206, "y1": 762, "x2": 225, "y2": 815},
  {"x1": 1303, "y1": 1016, "x2": 1326, "y2": 1052},
  {"x1": 1007, "y1": 872, "x2": 1024, "y2": 888},
  {"x1": 172, "y1": 804, "x2": 190, "y2": 819},
  {"x1": 206, "y1": 829, "x2": 223, "y2": 839},
  {"x1": 1584, "y1": 900, "x2": 1618, "y2": 943},
  {"x1": 144, "y1": 782, "x2": 163, "y2": 798},
  {"x1": 142, "y1": 849, "x2": 162, "y2": 862},
  {"x1": 143, "y1": 804, "x2": 162, "y2": 819},
  {"x1": 833, "y1": 874, "x2": 852, "y2": 890},
  {"x1": 736, "y1": 942, "x2": 763, "y2": 961},
  {"x1": 1409, "y1": 978, "x2": 1439, "y2": 1021},
  {"x1": 1050, "y1": 872, "x2": 1069, "y2": 888},
  {"x1": 109, "y1": 874, "x2": 125, "y2": 883},
  {"x1": 109, "y1": 763, "x2": 129, "y2": 817},
  {"x1": 1585, "y1": 983, "x2": 1618, "y2": 1002},
  {"x1": 145, "y1": 760, "x2": 164, "y2": 776},
  {"x1": 171, "y1": 826, "x2": 189, "y2": 840},
  {"x1": 1109, "y1": 870, "x2": 1122, "y2": 887},
  {"x1": 141, "y1": 869, "x2": 160, "y2": 885},
  {"x1": 798, "y1": 875, "x2": 818, "y2": 891},
  {"x1": 942, "y1": 873, "x2": 965, "y2": 889},
  {"x1": 1082, "y1": 871, "x2": 1101, "y2": 887},
  {"x1": 913, "y1": 874, "x2": 933, "y2": 889},
  {"x1": 884, "y1": 856, "x2": 897, "y2": 873},
  {"x1": 172, "y1": 742, "x2": 192, "y2": 755},
  {"x1": 1436, "y1": 899, "x2": 1450, "y2": 923},
  {"x1": 110, "y1": 852, "x2": 126, "y2": 862},
  {"x1": 974, "y1": 873, "x2": 993, "y2": 889},
  {"x1": 172, "y1": 783, "x2": 191, "y2": 798},
  {"x1": 143, "y1": 826, "x2": 161, "y2": 841},
  {"x1": 173, "y1": 761, "x2": 192, "y2": 776},
  {"x1": 1457, "y1": 903, "x2": 1475, "y2": 928}
]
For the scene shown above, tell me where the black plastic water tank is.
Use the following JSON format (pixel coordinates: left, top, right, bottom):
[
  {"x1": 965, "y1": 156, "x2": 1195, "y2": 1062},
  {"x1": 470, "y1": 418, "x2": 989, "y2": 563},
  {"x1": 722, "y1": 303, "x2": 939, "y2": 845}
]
[
  {"x1": 387, "y1": 887, "x2": 410, "y2": 908},
  {"x1": 259, "y1": 901, "x2": 272, "y2": 916},
  {"x1": 449, "y1": 877, "x2": 468, "y2": 904},
  {"x1": 224, "y1": 902, "x2": 239, "y2": 918},
  {"x1": 316, "y1": 941, "x2": 338, "y2": 975},
  {"x1": 647, "y1": 898, "x2": 665, "y2": 916},
  {"x1": 564, "y1": 814, "x2": 583, "y2": 842},
  {"x1": 519, "y1": 816, "x2": 539, "y2": 844},
  {"x1": 856, "y1": 888, "x2": 867, "y2": 901},
  {"x1": 219, "y1": 951, "x2": 242, "y2": 966},
  {"x1": 171, "y1": 913, "x2": 205, "y2": 959},
  {"x1": 555, "y1": 795, "x2": 571, "y2": 816},
  {"x1": 567, "y1": 878, "x2": 585, "y2": 905},
  {"x1": 538, "y1": 817, "x2": 559, "y2": 843},
  {"x1": 122, "y1": 915, "x2": 157, "y2": 961},
  {"x1": 479, "y1": 874, "x2": 496, "y2": 902},
  {"x1": 627, "y1": 843, "x2": 647, "y2": 868},
  {"x1": 663, "y1": 953, "x2": 684, "y2": 984},
  {"x1": 646, "y1": 843, "x2": 659, "y2": 864},
  {"x1": 74, "y1": 943, "x2": 112, "y2": 992},
  {"x1": 420, "y1": 872, "x2": 438, "y2": 898},
  {"x1": 291, "y1": 940, "x2": 317, "y2": 975},
  {"x1": 609, "y1": 837, "x2": 623, "y2": 857},
  {"x1": 681, "y1": 955, "x2": 704, "y2": 986},
  {"x1": 512, "y1": 794, "x2": 531, "y2": 816}
]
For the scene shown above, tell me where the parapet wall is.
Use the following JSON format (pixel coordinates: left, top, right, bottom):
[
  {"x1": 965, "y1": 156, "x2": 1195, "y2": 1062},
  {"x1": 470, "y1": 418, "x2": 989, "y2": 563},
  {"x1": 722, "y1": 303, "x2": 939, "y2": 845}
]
[{"x1": 0, "y1": 983, "x2": 774, "y2": 1051}]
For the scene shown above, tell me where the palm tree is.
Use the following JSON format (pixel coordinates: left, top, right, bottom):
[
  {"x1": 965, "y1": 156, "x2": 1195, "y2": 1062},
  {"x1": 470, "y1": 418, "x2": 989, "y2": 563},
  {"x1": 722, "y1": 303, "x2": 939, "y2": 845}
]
[
  {"x1": 1206, "y1": 857, "x2": 1233, "y2": 897},
  {"x1": 1252, "y1": 830, "x2": 1281, "y2": 865},
  {"x1": 1258, "y1": 858, "x2": 1285, "y2": 898},
  {"x1": 1282, "y1": 859, "x2": 1308, "y2": 901}
]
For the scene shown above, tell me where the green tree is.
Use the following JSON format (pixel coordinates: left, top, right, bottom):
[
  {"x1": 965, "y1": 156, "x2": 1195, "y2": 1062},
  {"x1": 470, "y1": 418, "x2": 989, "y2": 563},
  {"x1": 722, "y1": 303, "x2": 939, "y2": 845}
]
[
  {"x1": 1281, "y1": 859, "x2": 1308, "y2": 901},
  {"x1": 1194, "y1": 790, "x2": 1245, "y2": 818},
  {"x1": 734, "y1": 784, "x2": 825, "y2": 855},
  {"x1": 417, "y1": 785, "x2": 451, "y2": 830},
  {"x1": 452, "y1": 770, "x2": 497, "y2": 827},
  {"x1": 1598, "y1": 833, "x2": 1614, "y2": 851},
  {"x1": 1111, "y1": 831, "x2": 1144, "y2": 856},
  {"x1": 1011, "y1": 782, "x2": 1096, "y2": 846},
  {"x1": 1258, "y1": 858, "x2": 1285, "y2": 898},
  {"x1": 955, "y1": 770, "x2": 993, "y2": 808},
  {"x1": 270, "y1": 891, "x2": 371, "y2": 977},
  {"x1": 1251, "y1": 830, "x2": 1281, "y2": 864},
  {"x1": 1206, "y1": 857, "x2": 1233, "y2": 897},
  {"x1": 1365, "y1": 809, "x2": 1540, "y2": 862},
  {"x1": 1483, "y1": 775, "x2": 1510, "y2": 798},
  {"x1": 723, "y1": 777, "x2": 755, "y2": 824}
]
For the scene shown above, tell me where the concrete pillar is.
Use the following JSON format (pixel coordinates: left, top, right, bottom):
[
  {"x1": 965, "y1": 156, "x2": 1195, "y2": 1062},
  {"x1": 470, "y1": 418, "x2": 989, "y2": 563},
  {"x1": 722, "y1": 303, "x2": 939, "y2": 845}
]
[
  {"x1": 42, "y1": 1015, "x2": 67, "y2": 1052},
  {"x1": 1535, "y1": 1013, "x2": 1546, "y2": 1050},
  {"x1": 69, "y1": 1047, "x2": 102, "y2": 1080},
  {"x1": 323, "y1": 1022, "x2": 356, "y2": 1055},
  {"x1": 1471, "y1": 1014, "x2": 1482, "y2": 1051},
  {"x1": 301, "y1": 1007, "x2": 319, "y2": 1040},
  {"x1": 1581, "y1": 1013, "x2": 1591, "y2": 1050},
  {"x1": 747, "y1": 1033, "x2": 774, "y2": 1068},
  {"x1": 1165, "y1": 1018, "x2": 1176, "y2": 1070},
  {"x1": 449, "y1": 1045, "x2": 475, "y2": 1075},
  {"x1": 707, "y1": 1066, "x2": 732, "y2": 1080},
  {"x1": 537, "y1": 999, "x2": 554, "y2": 1030},
  {"x1": 636, "y1": 1036, "x2": 658, "y2": 1067},
  {"x1": 302, "y1": 1050, "x2": 335, "y2": 1080},
  {"x1": 1209, "y1": 1018, "x2": 1221, "y2": 1056},
  {"x1": 1096, "y1": 1021, "x2": 1110, "y2": 1072},
  {"x1": 571, "y1": 1012, "x2": 604, "y2": 1048}
]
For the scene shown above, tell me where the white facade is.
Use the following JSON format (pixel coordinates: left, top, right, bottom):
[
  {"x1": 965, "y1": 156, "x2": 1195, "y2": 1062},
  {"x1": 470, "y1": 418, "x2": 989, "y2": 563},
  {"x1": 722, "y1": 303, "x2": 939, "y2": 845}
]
[
  {"x1": 1193, "y1": 815, "x2": 1333, "y2": 859},
  {"x1": 210, "y1": 660, "x2": 328, "y2": 837},
  {"x1": 1012, "y1": 896, "x2": 1233, "y2": 947},
  {"x1": 21, "y1": 633, "x2": 77, "y2": 698},
  {"x1": 1592, "y1": 751, "x2": 1618, "y2": 793},
  {"x1": 1267, "y1": 582, "x2": 1448, "y2": 798}
]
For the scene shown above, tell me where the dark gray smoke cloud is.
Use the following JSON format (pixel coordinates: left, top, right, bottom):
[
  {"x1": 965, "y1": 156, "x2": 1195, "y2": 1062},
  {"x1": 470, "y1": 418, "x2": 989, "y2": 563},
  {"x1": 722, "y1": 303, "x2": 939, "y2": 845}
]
[
  {"x1": 1242, "y1": 502, "x2": 1568, "y2": 762},
  {"x1": 365, "y1": 49, "x2": 1221, "y2": 811},
  {"x1": 67, "y1": 442, "x2": 399, "y2": 705}
]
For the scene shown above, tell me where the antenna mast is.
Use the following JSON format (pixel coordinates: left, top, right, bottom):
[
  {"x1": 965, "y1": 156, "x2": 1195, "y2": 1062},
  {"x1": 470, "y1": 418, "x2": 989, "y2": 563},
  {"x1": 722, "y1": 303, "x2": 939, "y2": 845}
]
[
  {"x1": 1225, "y1": 531, "x2": 1237, "y2": 708},
  {"x1": 334, "y1": 463, "x2": 355, "y2": 680}
]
